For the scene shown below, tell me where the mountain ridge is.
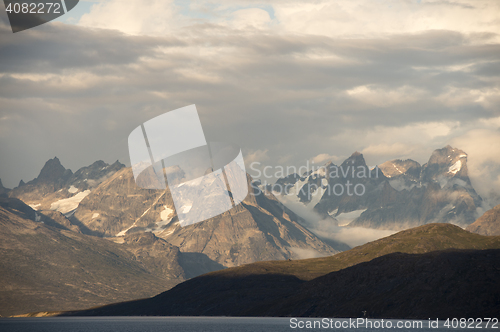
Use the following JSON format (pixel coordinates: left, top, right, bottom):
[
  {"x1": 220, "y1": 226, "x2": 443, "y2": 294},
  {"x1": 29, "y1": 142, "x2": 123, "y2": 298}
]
[{"x1": 274, "y1": 146, "x2": 482, "y2": 230}]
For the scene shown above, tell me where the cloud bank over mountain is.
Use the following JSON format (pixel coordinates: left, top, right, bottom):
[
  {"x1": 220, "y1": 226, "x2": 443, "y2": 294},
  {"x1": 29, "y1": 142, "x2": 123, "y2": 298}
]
[{"x1": 0, "y1": 0, "x2": 499, "y2": 206}]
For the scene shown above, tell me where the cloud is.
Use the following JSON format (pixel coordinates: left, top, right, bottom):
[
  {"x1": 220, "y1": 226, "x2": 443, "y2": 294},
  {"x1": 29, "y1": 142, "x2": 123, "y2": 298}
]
[
  {"x1": 362, "y1": 143, "x2": 414, "y2": 159},
  {"x1": 276, "y1": 194, "x2": 396, "y2": 248},
  {"x1": 272, "y1": 0, "x2": 500, "y2": 40},
  {"x1": 79, "y1": 0, "x2": 179, "y2": 35},
  {"x1": 311, "y1": 153, "x2": 339, "y2": 164},
  {"x1": 76, "y1": 0, "x2": 500, "y2": 40},
  {"x1": 244, "y1": 149, "x2": 269, "y2": 165},
  {"x1": 345, "y1": 85, "x2": 429, "y2": 107},
  {"x1": 230, "y1": 8, "x2": 272, "y2": 30},
  {"x1": 451, "y1": 128, "x2": 500, "y2": 207},
  {"x1": 288, "y1": 247, "x2": 326, "y2": 259},
  {"x1": 0, "y1": 1, "x2": 499, "y2": 200}
]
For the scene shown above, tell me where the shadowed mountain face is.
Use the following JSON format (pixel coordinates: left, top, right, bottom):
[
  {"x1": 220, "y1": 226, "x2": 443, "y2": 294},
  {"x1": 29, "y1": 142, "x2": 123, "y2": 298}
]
[
  {"x1": 0, "y1": 198, "x2": 223, "y2": 317},
  {"x1": 467, "y1": 204, "x2": 500, "y2": 236},
  {"x1": 62, "y1": 223, "x2": 500, "y2": 318},
  {"x1": 275, "y1": 146, "x2": 482, "y2": 230}
]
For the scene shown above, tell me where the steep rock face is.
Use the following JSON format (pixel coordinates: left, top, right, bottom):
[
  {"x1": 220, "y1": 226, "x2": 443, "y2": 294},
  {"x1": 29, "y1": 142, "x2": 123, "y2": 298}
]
[
  {"x1": 275, "y1": 146, "x2": 482, "y2": 230},
  {"x1": 159, "y1": 187, "x2": 341, "y2": 267},
  {"x1": 72, "y1": 167, "x2": 169, "y2": 236},
  {"x1": 74, "y1": 168, "x2": 342, "y2": 267},
  {"x1": 466, "y1": 204, "x2": 500, "y2": 236},
  {"x1": 121, "y1": 232, "x2": 225, "y2": 280},
  {"x1": 315, "y1": 153, "x2": 386, "y2": 216}
]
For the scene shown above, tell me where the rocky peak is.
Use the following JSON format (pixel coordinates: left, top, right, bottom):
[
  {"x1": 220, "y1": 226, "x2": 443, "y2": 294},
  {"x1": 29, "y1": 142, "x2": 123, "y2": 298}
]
[
  {"x1": 109, "y1": 161, "x2": 126, "y2": 172},
  {"x1": 421, "y1": 146, "x2": 469, "y2": 184},
  {"x1": 36, "y1": 157, "x2": 72, "y2": 183},
  {"x1": 71, "y1": 160, "x2": 125, "y2": 185},
  {"x1": 427, "y1": 145, "x2": 467, "y2": 166},
  {"x1": 341, "y1": 152, "x2": 367, "y2": 168},
  {"x1": 379, "y1": 159, "x2": 421, "y2": 180}
]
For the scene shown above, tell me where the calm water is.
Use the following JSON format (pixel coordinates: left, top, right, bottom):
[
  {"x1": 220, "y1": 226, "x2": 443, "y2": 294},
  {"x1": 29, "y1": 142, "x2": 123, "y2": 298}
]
[{"x1": 0, "y1": 317, "x2": 496, "y2": 332}]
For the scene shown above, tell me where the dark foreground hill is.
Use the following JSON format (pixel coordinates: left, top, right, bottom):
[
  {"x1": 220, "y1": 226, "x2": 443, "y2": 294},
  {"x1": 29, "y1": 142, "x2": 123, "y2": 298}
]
[{"x1": 61, "y1": 224, "x2": 500, "y2": 319}]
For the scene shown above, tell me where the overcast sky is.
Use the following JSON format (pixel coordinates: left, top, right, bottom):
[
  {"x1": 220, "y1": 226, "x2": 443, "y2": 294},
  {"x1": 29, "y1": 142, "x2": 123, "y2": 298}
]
[{"x1": 0, "y1": 0, "x2": 499, "y2": 205}]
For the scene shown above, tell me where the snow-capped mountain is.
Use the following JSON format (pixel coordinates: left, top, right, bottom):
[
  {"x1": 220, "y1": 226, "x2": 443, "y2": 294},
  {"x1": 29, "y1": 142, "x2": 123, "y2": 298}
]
[
  {"x1": 8, "y1": 158, "x2": 345, "y2": 268},
  {"x1": 74, "y1": 167, "x2": 343, "y2": 267},
  {"x1": 274, "y1": 146, "x2": 482, "y2": 230},
  {"x1": 9, "y1": 157, "x2": 124, "y2": 217}
]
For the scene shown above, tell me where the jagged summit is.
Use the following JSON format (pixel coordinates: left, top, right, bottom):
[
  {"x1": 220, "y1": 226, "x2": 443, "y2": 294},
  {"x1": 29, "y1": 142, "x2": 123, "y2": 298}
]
[
  {"x1": 0, "y1": 178, "x2": 9, "y2": 196},
  {"x1": 379, "y1": 159, "x2": 421, "y2": 180},
  {"x1": 341, "y1": 151, "x2": 366, "y2": 167},
  {"x1": 36, "y1": 157, "x2": 72, "y2": 183},
  {"x1": 275, "y1": 146, "x2": 482, "y2": 230},
  {"x1": 422, "y1": 146, "x2": 469, "y2": 184},
  {"x1": 8, "y1": 158, "x2": 126, "y2": 214}
]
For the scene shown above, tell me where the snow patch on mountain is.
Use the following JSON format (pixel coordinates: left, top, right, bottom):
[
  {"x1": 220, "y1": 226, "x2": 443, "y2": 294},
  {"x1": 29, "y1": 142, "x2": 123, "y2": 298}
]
[
  {"x1": 161, "y1": 206, "x2": 174, "y2": 221},
  {"x1": 311, "y1": 166, "x2": 326, "y2": 177},
  {"x1": 68, "y1": 185, "x2": 79, "y2": 194},
  {"x1": 92, "y1": 213, "x2": 99, "y2": 219},
  {"x1": 50, "y1": 190, "x2": 90, "y2": 214},
  {"x1": 449, "y1": 160, "x2": 462, "y2": 175},
  {"x1": 308, "y1": 186, "x2": 326, "y2": 207},
  {"x1": 155, "y1": 206, "x2": 175, "y2": 231},
  {"x1": 335, "y1": 209, "x2": 367, "y2": 226},
  {"x1": 388, "y1": 178, "x2": 417, "y2": 191},
  {"x1": 29, "y1": 203, "x2": 41, "y2": 210}
]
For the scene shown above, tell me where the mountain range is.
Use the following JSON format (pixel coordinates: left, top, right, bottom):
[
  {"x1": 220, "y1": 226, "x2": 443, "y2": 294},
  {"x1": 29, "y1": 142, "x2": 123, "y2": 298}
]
[
  {"x1": 7, "y1": 157, "x2": 345, "y2": 267},
  {"x1": 274, "y1": 146, "x2": 483, "y2": 231}
]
